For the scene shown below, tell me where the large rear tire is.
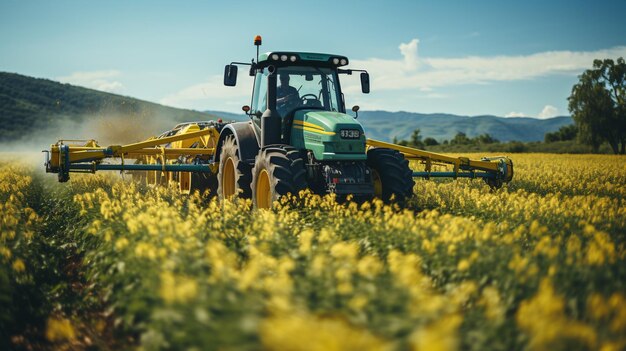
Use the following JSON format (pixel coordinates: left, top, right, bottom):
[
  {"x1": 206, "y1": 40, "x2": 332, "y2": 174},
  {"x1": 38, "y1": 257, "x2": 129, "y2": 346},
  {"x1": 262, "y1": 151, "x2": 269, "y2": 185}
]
[
  {"x1": 251, "y1": 145, "x2": 307, "y2": 209},
  {"x1": 367, "y1": 148, "x2": 414, "y2": 203},
  {"x1": 217, "y1": 135, "x2": 252, "y2": 200}
]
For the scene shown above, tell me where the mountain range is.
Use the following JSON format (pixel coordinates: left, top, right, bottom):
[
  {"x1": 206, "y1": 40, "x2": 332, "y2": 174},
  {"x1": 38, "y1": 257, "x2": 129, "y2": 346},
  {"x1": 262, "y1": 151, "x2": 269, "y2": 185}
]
[
  {"x1": 0, "y1": 72, "x2": 571, "y2": 145},
  {"x1": 204, "y1": 110, "x2": 573, "y2": 142}
]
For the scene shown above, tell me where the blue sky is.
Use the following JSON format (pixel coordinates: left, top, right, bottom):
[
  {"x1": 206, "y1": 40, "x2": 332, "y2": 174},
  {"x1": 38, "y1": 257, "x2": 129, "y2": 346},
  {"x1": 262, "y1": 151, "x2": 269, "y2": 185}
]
[{"x1": 1, "y1": 0, "x2": 625, "y2": 118}]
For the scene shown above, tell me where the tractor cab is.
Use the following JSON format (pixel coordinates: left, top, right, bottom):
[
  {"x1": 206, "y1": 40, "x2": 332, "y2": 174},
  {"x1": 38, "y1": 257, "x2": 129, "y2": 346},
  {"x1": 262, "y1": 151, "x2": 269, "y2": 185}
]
[{"x1": 224, "y1": 49, "x2": 371, "y2": 157}]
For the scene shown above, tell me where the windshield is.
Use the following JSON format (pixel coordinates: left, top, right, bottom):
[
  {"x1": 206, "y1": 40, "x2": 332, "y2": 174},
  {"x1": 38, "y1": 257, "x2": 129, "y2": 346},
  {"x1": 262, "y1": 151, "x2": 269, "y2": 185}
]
[{"x1": 275, "y1": 66, "x2": 343, "y2": 116}]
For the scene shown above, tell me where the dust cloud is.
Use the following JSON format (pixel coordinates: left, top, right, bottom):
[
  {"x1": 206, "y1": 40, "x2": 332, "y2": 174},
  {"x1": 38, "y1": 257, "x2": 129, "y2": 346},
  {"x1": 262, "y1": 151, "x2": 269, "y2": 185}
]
[{"x1": 0, "y1": 109, "x2": 213, "y2": 170}]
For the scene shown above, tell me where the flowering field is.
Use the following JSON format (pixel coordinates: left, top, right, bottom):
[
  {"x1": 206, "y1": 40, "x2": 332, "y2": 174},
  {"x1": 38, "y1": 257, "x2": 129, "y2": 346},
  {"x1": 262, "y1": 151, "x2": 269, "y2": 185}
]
[{"x1": 1, "y1": 153, "x2": 625, "y2": 350}]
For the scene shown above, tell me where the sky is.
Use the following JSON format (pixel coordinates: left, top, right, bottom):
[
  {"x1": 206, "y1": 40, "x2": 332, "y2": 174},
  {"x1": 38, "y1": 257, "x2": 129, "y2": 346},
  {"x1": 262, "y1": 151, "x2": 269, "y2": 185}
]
[{"x1": 1, "y1": 0, "x2": 625, "y2": 118}]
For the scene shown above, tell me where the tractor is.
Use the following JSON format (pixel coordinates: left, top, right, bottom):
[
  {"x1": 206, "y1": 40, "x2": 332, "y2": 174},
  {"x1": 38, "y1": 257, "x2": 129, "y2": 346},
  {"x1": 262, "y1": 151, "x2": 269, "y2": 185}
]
[{"x1": 44, "y1": 36, "x2": 513, "y2": 208}]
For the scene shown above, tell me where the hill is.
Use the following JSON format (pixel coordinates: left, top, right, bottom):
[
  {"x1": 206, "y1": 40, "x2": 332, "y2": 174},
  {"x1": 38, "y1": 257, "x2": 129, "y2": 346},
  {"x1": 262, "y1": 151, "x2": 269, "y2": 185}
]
[
  {"x1": 205, "y1": 109, "x2": 572, "y2": 142},
  {"x1": 0, "y1": 72, "x2": 218, "y2": 144},
  {"x1": 356, "y1": 110, "x2": 573, "y2": 142}
]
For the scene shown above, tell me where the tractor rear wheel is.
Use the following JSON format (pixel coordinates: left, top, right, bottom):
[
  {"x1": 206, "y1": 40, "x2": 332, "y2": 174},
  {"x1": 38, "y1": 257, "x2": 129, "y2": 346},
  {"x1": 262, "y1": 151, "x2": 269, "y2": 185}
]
[
  {"x1": 251, "y1": 145, "x2": 307, "y2": 209},
  {"x1": 367, "y1": 148, "x2": 414, "y2": 203},
  {"x1": 217, "y1": 135, "x2": 252, "y2": 200}
]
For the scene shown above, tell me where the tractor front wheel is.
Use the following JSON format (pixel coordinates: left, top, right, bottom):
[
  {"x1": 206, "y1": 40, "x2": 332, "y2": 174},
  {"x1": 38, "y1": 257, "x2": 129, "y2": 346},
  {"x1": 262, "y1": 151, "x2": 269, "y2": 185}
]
[
  {"x1": 367, "y1": 148, "x2": 415, "y2": 203},
  {"x1": 251, "y1": 145, "x2": 307, "y2": 209},
  {"x1": 217, "y1": 135, "x2": 252, "y2": 200}
]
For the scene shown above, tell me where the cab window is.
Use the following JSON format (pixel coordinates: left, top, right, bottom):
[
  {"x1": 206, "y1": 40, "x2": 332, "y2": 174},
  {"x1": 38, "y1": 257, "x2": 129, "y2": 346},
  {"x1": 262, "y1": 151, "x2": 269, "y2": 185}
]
[{"x1": 251, "y1": 69, "x2": 269, "y2": 119}]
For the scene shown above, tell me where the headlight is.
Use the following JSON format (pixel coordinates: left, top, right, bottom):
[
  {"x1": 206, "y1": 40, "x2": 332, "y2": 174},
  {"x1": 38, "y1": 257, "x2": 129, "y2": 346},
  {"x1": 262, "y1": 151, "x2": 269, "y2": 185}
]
[
  {"x1": 340, "y1": 58, "x2": 348, "y2": 65},
  {"x1": 271, "y1": 54, "x2": 279, "y2": 60},
  {"x1": 333, "y1": 58, "x2": 340, "y2": 65},
  {"x1": 280, "y1": 55, "x2": 288, "y2": 61}
]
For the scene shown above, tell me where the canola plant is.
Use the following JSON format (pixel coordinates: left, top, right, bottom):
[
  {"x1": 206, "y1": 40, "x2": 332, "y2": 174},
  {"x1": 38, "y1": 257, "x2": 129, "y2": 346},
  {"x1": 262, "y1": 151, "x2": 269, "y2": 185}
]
[{"x1": 1, "y1": 153, "x2": 625, "y2": 350}]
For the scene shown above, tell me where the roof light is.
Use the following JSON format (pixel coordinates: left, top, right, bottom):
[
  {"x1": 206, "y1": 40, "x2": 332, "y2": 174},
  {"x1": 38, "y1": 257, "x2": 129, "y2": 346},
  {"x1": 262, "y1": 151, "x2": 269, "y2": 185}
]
[
  {"x1": 333, "y1": 58, "x2": 340, "y2": 65},
  {"x1": 340, "y1": 58, "x2": 348, "y2": 65},
  {"x1": 254, "y1": 35, "x2": 262, "y2": 46},
  {"x1": 271, "y1": 54, "x2": 279, "y2": 60},
  {"x1": 290, "y1": 55, "x2": 297, "y2": 62},
  {"x1": 280, "y1": 55, "x2": 288, "y2": 61}
]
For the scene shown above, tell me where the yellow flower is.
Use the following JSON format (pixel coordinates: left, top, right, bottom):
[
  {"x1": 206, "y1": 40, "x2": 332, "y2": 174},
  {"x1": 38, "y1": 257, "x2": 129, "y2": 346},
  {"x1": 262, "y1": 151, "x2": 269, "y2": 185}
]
[
  {"x1": 299, "y1": 229, "x2": 315, "y2": 254},
  {"x1": 45, "y1": 317, "x2": 76, "y2": 342},
  {"x1": 357, "y1": 255, "x2": 383, "y2": 278},
  {"x1": 160, "y1": 271, "x2": 198, "y2": 304},
  {"x1": 115, "y1": 237, "x2": 129, "y2": 251},
  {"x1": 0, "y1": 246, "x2": 11, "y2": 259},
  {"x1": 12, "y1": 258, "x2": 25, "y2": 272},
  {"x1": 517, "y1": 279, "x2": 597, "y2": 350},
  {"x1": 260, "y1": 312, "x2": 391, "y2": 351},
  {"x1": 409, "y1": 314, "x2": 463, "y2": 351},
  {"x1": 457, "y1": 259, "x2": 470, "y2": 271}
]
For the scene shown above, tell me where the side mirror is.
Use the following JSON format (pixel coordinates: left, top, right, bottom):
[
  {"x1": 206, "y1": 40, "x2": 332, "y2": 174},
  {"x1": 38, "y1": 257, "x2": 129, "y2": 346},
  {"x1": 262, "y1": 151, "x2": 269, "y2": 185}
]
[
  {"x1": 224, "y1": 65, "x2": 238, "y2": 86},
  {"x1": 351, "y1": 105, "x2": 360, "y2": 119},
  {"x1": 360, "y1": 73, "x2": 370, "y2": 94},
  {"x1": 242, "y1": 105, "x2": 251, "y2": 115}
]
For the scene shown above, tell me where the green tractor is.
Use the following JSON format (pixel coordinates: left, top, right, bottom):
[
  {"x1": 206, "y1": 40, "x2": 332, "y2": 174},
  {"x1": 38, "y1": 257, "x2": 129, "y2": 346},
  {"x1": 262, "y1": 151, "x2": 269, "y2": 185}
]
[{"x1": 220, "y1": 36, "x2": 414, "y2": 208}]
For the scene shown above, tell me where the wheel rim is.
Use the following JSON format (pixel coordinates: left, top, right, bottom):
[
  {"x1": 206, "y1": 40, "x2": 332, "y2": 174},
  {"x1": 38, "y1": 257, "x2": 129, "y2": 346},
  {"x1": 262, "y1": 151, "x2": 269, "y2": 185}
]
[
  {"x1": 256, "y1": 169, "x2": 272, "y2": 209},
  {"x1": 222, "y1": 157, "x2": 236, "y2": 198},
  {"x1": 372, "y1": 169, "x2": 383, "y2": 198}
]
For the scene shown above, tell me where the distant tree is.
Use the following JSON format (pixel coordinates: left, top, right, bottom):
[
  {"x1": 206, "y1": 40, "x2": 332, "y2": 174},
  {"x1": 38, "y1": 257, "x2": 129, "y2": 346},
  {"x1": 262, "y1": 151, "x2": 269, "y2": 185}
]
[
  {"x1": 450, "y1": 132, "x2": 471, "y2": 145},
  {"x1": 423, "y1": 137, "x2": 439, "y2": 146},
  {"x1": 544, "y1": 124, "x2": 578, "y2": 143},
  {"x1": 568, "y1": 58, "x2": 626, "y2": 154},
  {"x1": 506, "y1": 141, "x2": 527, "y2": 153},
  {"x1": 474, "y1": 133, "x2": 499, "y2": 144},
  {"x1": 410, "y1": 129, "x2": 424, "y2": 148},
  {"x1": 558, "y1": 124, "x2": 578, "y2": 141},
  {"x1": 392, "y1": 136, "x2": 399, "y2": 144},
  {"x1": 544, "y1": 132, "x2": 559, "y2": 143}
]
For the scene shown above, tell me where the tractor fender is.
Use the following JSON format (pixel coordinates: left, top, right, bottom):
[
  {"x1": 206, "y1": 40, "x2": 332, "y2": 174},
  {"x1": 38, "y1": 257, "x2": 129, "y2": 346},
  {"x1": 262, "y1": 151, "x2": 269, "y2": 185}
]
[{"x1": 214, "y1": 121, "x2": 260, "y2": 165}]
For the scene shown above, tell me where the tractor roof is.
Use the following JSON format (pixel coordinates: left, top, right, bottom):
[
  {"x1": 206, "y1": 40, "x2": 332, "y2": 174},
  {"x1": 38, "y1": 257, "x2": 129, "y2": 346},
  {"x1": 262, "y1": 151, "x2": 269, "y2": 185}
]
[{"x1": 257, "y1": 52, "x2": 349, "y2": 68}]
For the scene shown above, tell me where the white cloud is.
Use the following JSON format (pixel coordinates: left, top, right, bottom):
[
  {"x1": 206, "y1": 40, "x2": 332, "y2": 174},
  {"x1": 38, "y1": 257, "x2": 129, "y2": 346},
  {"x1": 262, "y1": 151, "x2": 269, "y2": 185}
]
[
  {"x1": 399, "y1": 39, "x2": 420, "y2": 71},
  {"x1": 505, "y1": 112, "x2": 527, "y2": 118},
  {"x1": 58, "y1": 70, "x2": 124, "y2": 93},
  {"x1": 160, "y1": 74, "x2": 253, "y2": 110},
  {"x1": 505, "y1": 105, "x2": 560, "y2": 119},
  {"x1": 537, "y1": 105, "x2": 559, "y2": 119},
  {"x1": 347, "y1": 40, "x2": 626, "y2": 92}
]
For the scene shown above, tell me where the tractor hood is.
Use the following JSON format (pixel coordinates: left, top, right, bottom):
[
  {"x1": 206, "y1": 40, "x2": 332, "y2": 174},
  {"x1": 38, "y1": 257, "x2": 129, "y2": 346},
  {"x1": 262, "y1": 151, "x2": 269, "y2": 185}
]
[{"x1": 290, "y1": 110, "x2": 367, "y2": 161}]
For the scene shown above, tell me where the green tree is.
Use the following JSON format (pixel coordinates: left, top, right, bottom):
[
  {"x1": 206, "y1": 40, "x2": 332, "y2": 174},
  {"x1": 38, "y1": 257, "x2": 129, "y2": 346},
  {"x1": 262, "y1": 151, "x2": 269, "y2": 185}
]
[
  {"x1": 568, "y1": 58, "x2": 626, "y2": 154},
  {"x1": 410, "y1": 129, "x2": 424, "y2": 148},
  {"x1": 474, "y1": 133, "x2": 498, "y2": 144},
  {"x1": 423, "y1": 137, "x2": 439, "y2": 146},
  {"x1": 545, "y1": 124, "x2": 578, "y2": 143},
  {"x1": 450, "y1": 132, "x2": 471, "y2": 145}
]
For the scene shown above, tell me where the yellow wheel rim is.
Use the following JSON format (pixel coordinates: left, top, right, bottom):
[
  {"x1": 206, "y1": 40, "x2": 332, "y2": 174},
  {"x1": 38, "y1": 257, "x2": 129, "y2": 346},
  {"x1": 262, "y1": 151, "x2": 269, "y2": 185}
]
[
  {"x1": 222, "y1": 157, "x2": 236, "y2": 198},
  {"x1": 256, "y1": 169, "x2": 272, "y2": 209},
  {"x1": 372, "y1": 169, "x2": 383, "y2": 198}
]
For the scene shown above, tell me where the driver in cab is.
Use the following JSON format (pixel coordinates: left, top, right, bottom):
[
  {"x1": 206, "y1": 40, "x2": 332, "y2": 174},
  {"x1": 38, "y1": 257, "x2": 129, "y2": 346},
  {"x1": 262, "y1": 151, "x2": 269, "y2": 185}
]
[{"x1": 276, "y1": 73, "x2": 299, "y2": 116}]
